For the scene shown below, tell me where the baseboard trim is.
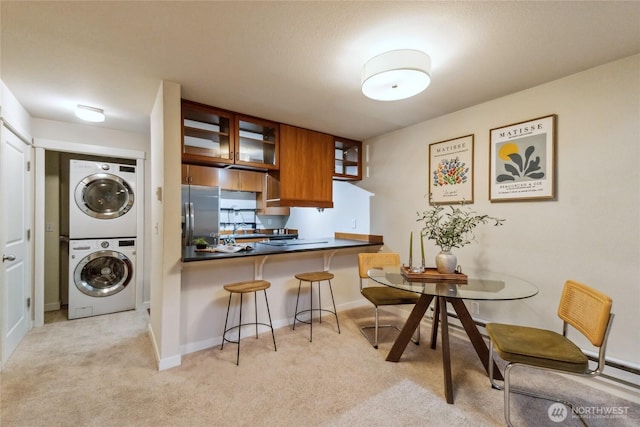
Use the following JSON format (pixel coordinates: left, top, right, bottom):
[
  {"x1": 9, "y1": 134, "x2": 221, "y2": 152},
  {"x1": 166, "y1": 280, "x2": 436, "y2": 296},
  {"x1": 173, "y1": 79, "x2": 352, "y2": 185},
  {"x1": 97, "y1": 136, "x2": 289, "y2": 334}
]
[
  {"x1": 147, "y1": 323, "x2": 182, "y2": 371},
  {"x1": 44, "y1": 301, "x2": 61, "y2": 312}
]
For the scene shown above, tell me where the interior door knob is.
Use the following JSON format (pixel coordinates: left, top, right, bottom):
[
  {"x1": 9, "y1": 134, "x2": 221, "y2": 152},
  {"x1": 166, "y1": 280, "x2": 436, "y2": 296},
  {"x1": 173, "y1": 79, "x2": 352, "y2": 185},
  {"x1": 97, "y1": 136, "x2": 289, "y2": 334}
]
[{"x1": 2, "y1": 254, "x2": 16, "y2": 262}]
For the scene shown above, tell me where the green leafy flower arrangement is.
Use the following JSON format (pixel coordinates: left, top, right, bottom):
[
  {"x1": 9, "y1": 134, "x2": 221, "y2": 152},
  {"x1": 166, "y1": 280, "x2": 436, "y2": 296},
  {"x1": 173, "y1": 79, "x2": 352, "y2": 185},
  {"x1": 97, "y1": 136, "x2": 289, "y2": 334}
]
[{"x1": 417, "y1": 201, "x2": 504, "y2": 251}]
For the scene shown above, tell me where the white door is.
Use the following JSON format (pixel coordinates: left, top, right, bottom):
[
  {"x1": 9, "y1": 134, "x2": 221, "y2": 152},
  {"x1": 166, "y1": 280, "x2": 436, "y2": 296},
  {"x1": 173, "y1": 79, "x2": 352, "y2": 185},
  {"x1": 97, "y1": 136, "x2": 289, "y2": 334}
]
[{"x1": 1, "y1": 125, "x2": 31, "y2": 366}]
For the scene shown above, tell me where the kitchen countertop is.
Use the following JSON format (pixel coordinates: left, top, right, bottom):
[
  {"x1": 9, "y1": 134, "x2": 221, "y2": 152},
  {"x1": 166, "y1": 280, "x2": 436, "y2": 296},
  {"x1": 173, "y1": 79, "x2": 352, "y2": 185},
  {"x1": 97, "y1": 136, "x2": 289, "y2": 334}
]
[{"x1": 182, "y1": 237, "x2": 383, "y2": 262}]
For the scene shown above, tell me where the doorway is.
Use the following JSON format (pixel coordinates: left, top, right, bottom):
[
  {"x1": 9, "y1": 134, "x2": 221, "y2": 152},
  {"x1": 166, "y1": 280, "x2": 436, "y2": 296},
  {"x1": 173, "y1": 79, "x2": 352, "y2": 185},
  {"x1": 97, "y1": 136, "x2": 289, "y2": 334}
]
[{"x1": 42, "y1": 151, "x2": 137, "y2": 324}]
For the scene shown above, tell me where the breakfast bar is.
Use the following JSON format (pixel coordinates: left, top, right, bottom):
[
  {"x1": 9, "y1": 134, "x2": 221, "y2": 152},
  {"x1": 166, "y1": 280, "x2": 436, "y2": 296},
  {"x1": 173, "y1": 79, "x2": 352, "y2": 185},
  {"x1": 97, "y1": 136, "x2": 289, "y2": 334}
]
[
  {"x1": 183, "y1": 235, "x2": 383, "y2": 262},
  {"x1": 179, "y1": 233, "x2": 383, "y2": 355}
]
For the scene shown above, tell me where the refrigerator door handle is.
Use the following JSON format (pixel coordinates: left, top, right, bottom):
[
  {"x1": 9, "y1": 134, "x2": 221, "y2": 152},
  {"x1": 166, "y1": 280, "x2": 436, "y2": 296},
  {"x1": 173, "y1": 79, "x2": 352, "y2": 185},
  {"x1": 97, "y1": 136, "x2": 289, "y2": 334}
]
[
  {"x1": 184, "y1": 202, "x2": 192, "y2": 244},
  {"x1": 188, "y1": 202, "x2": 195, "y2": 243}
]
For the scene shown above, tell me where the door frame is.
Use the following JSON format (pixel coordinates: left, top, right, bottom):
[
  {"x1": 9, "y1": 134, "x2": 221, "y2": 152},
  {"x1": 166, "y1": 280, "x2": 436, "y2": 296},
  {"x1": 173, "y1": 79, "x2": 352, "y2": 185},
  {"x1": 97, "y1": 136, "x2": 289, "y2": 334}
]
[{"x1": 33, "y1": 139, "x2": 145, "y2": 327}]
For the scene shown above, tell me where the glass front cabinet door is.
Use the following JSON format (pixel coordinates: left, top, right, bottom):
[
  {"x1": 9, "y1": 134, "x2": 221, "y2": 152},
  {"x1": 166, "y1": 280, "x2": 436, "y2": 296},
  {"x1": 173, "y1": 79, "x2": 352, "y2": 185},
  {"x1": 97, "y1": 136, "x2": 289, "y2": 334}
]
[
  {"x1": 182, "y1": 99, "x2": 279, "y2": 170},
  {"x1": 182, "y1": 100, "x2": 235, "y2": 166},
  {"x1": 334, "y1": 137, "x2": 362, "y2": 180},
  {"x1": 235, "y1": 115, "x2": 279, "y2": 170}
]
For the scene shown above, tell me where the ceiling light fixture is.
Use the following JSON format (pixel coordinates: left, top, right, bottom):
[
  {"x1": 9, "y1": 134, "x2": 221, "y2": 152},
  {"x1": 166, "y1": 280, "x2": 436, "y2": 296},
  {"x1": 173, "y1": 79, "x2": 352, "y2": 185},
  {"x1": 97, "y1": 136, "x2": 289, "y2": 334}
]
[
  {"x1": 75, "y1": 104, "x2": 105, "y2": 122},
  {"x1": 361, "y1": 49, "x2": 431, "y2": 101}
]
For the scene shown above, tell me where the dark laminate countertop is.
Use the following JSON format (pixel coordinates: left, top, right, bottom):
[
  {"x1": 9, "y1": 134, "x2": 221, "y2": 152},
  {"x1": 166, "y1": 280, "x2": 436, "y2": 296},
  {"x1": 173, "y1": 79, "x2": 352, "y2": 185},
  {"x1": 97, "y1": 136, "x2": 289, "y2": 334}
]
[{"x1": 182, "y1": 238, "x2": 382, "y2": 262}]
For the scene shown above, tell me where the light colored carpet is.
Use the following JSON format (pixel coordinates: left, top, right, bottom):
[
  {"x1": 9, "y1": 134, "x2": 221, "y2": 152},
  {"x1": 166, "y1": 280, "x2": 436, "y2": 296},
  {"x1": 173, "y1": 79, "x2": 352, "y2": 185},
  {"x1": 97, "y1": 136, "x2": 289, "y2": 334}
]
[
  {"x1": 327, "y1": 378, "x2": 475, "y2": 426},
  {"x1": 1, "y1": 307, "x2": 638, "y2": 426}
]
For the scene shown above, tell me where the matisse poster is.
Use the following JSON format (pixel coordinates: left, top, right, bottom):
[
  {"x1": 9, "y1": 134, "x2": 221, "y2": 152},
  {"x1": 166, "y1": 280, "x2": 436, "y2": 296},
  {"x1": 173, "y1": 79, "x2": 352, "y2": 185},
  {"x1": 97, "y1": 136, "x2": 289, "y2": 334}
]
[
  {"x1": 489, "y1": 114, "x2": 556, "y2": 202},
  {"x1": 428, "y1": 134, "x2": 474, "y2": 204}
]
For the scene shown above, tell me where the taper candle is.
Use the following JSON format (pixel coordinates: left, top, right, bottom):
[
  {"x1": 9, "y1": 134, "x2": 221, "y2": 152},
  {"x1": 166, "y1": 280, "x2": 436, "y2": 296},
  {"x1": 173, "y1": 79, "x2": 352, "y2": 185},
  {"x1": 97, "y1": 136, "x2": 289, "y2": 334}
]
[
  {"x1": 409, "y1": 232, "x2": 413, "y2": 260},
  {"x1": 420, "y1": 233, "x2": 425, "y2": 263}
]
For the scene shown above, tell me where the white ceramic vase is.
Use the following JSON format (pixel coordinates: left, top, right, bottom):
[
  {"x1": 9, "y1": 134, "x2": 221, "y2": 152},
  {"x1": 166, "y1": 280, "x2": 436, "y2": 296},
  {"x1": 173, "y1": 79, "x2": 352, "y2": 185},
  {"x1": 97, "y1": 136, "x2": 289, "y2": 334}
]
[{"x1": 435, "y1": 249, "x2": 457, "y2": 274}]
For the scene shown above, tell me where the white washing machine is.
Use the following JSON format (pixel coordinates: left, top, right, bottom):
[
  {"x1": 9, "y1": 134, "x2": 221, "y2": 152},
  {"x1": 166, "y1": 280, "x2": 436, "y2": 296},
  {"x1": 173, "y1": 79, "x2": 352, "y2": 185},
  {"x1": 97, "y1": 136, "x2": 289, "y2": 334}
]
[
  {"x1": 69, "y1": 159, "x2": 137, "y2": 238},
  {"x1": 68, "y1": 238, "x2": 136, "y2": 319}
]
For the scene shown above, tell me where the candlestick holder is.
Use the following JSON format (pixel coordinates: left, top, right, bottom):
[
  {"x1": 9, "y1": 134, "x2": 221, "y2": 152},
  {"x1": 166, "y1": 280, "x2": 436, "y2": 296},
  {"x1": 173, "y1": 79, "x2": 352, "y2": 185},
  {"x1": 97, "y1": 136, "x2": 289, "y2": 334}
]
[{"x1": 408, "y1": 257, "x2": 425, "y2": 273}]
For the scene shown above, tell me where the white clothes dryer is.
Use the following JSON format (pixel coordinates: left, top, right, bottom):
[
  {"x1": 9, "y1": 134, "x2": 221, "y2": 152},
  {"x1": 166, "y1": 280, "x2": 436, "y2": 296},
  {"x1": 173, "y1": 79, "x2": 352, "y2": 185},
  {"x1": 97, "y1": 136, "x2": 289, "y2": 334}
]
[
  {"x1": 69, "y1": 159, "x2": 137, "y2": 238},
  {"x1": 68, "y1": 238, "x2": 136, "y2": 319}
]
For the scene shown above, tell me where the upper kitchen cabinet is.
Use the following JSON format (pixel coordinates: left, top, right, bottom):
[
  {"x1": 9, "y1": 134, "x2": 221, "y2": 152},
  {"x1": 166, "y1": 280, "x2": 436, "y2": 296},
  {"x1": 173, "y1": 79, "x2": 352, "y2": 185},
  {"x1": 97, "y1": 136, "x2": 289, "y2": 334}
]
[
  {"x1": 334, "y1": 137, "x2": 362, "y2": 181},
  {"x1": 182, "y1": 100, "x2": 235, "y2": 166},
  {"x1": 235, "y1": 115, "x2": 279, "y2": 170},
  {"x1": 270, "y1": 124, "x2": 333, "y2": 209},
  {"x1": 218, "y1": 168, "x2": 264, "y2": 192},
  {"x1": 181, "y1": 100, "x2": 279, "y2": 170},
  {"x1": 182, "y1": 164, "x2": 219, "y2": 186}
]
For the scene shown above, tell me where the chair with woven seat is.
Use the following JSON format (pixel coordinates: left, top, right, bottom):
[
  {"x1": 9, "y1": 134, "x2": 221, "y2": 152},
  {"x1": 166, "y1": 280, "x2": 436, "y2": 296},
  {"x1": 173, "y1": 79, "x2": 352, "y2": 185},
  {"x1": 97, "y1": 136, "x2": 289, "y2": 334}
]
[
  {"x1": 221, "y1": 279, "x2": 277, "y2": 365},
  {"x1": 292, "y1": 271, "x2": 341, "y2": 342},
  {"x1": 357, "y1": 252, "x2": 421, "y2": 349},
  {"x1": 486, "y1": 279, "x2": 614, "y2": 427}
]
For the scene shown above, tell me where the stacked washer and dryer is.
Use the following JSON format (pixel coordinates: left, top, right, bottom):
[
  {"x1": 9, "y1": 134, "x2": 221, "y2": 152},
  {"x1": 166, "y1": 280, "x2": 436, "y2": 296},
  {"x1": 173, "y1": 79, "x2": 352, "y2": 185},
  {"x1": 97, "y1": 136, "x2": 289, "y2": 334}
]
[{"x1": 67, "y1": 159, "x2": 137, "y2": 319}]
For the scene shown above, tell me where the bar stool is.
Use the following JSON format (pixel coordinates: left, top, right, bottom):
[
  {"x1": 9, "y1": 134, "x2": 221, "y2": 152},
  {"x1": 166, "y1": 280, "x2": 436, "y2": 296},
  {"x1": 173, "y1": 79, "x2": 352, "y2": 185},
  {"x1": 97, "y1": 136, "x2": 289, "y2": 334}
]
[
  {"x1": 292, "y1": 271, "x2": 341, "y2": 342},
  {"x1": 221, "y1": 280, "x2": 277, "y2": 365}
]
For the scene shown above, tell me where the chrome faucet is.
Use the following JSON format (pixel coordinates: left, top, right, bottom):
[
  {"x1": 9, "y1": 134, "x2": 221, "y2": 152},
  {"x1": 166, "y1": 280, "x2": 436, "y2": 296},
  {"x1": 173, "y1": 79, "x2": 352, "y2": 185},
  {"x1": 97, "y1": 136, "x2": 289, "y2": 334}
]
[{"x1": 233, "y1": 222, "x2": 247, "y2": 235}]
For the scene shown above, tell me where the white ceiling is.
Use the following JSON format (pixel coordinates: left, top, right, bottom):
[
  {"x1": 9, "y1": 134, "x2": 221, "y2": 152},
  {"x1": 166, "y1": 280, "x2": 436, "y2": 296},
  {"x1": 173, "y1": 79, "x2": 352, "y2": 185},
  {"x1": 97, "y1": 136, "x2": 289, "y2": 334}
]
[{"x1": 2, "y1": 1, "x2": 639, "y2": 141}]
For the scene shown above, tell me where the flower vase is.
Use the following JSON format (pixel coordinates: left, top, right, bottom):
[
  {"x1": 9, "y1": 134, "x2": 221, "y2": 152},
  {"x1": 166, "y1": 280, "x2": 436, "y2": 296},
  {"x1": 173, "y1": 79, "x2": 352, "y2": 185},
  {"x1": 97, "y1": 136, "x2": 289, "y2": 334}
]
[{"x1": 435, "y1": 249, "x2": 457, "y2": 274}]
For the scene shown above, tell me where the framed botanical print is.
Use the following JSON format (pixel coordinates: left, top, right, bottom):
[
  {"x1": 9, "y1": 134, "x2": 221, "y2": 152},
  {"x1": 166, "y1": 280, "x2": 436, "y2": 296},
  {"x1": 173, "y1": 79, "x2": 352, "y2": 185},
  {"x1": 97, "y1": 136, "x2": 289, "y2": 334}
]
[
  {"x1": 428, "y1": 134, "x2": 474, "y2": 204},
  {"x1": 489, "y1": 114, "x2": 556, "y2": 202}
]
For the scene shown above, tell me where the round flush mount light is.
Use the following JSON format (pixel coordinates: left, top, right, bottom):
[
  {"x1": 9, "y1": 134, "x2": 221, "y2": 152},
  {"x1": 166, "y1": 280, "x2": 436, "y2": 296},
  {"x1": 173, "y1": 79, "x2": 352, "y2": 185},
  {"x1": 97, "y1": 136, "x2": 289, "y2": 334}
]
[
  {"x1": 361, "y1": 49, "x2": 431, "y2": 101},
  {"x1": 75, "y1": 104, "x2": 105, "y2": 122}
]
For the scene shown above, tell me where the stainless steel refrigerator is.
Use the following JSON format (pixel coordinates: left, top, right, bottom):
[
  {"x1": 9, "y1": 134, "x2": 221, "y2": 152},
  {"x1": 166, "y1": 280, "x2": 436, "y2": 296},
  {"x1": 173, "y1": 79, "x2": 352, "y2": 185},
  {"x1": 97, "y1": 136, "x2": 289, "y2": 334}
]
[{"x1": 182, "y1": 185, "x2": 220, "y2": 246}]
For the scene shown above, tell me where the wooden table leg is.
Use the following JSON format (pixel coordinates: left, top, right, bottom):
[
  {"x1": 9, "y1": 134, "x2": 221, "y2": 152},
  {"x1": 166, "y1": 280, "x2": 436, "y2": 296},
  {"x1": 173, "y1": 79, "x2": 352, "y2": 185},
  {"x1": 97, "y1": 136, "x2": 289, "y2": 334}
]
[
  {"x1": 449, "y1": 299, "x2": 503, "y2": 381},
  {"x1": 430, "y1": 298, "x2": 439, "y2": 349},
  {"x1": 439, "y1": 297, "x2": 454, "y2": 404},
  {"x1": 385, "y1": 294, "x2": 434, "y2": 362}
]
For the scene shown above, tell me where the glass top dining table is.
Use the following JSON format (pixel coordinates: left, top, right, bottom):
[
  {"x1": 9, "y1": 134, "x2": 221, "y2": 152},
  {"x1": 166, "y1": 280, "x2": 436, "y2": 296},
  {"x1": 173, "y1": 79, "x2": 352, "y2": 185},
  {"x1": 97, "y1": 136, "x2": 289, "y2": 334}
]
[
  {"x1": 367, "y1": 266, "x2": 538, "y2": 404},
  {"x1": 367, "y1": 267, "x2": 539, "y2": 301}
]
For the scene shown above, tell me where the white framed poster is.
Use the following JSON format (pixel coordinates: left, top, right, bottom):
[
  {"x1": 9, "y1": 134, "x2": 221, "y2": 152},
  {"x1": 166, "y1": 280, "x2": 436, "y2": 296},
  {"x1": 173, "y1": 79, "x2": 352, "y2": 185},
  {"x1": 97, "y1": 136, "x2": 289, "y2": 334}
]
[
  {"x1": 428, "y1": 134, "x2": 474, "y2": 204},
  {"x1": 489, "y1": 114, "x2": 556, "y2": 202}
]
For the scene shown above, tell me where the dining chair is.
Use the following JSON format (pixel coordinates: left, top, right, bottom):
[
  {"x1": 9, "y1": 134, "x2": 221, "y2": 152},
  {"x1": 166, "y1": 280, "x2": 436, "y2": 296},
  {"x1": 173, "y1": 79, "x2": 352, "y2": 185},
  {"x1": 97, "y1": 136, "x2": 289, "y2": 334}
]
[
  {"x1": 357, "y1": 252, "x2": 421, "y2": 349},
  {"x1": 486, "y1": 280, "x2": 614, "y2": 427}
]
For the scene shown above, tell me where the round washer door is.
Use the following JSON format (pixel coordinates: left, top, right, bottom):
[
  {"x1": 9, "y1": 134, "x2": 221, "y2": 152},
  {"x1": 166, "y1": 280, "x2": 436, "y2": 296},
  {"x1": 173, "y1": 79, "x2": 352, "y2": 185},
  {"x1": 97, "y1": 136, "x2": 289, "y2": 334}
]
[
  {"x1": 74, "y1": 250, "x2": 133, "y2": 297},
  {"x1": 74, "y1": 173, "x2": 134, "y2": 219}
]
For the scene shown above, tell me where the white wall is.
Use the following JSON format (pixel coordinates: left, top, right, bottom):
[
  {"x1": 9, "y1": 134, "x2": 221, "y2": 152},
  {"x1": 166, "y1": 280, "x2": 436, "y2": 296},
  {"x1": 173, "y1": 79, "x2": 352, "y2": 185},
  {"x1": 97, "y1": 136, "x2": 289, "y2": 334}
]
[
  {"x1": 32, "y1": 118, "x2": 148, "y2": 152},
  {"x1": 43, "y1": 152, "x2": 60, "y2": 311},
  {"x1": 148, "y1": 80, "x2": 183, "y2": 370},
  {"x1": 1, "y1": 80, "x2": 32, "y2": 141},
  {"x1": 286, "y1": 181, "x2": 374, "y2": 238},
  {"x1": 360, "y1": 54, "x2": 640, "y2": 369}
]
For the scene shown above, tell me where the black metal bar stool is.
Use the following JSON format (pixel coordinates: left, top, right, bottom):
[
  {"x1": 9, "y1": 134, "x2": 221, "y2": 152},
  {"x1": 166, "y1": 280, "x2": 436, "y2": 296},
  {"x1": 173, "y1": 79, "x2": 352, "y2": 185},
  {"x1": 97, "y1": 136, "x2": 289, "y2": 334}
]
[
  {"x1": 292, "y1": 271, "x2": 341, "y2": 342},
  {"x1": 221, "y1": 280, "x2": 277, "y2": 365}
]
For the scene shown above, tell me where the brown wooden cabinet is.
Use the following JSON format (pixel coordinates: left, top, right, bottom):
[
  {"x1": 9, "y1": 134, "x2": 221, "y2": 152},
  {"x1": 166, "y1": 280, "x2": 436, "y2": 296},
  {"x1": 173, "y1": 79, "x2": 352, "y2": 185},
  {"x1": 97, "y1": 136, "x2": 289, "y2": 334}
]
[
  {"x1": 218, "y1": 169, "x2": 264, "y2": 192},
  {"x1": 257, "y1": 174, "x2": 290, "y2": 215},
  {"x1": 270, "y1": 124, "x2": 333, "y2": 208},
  {"x1": 334, "y1": 137, "x2": 362, "y2": 181},
  {"x1": 181, "y1": 100, "x2": 279, "y2": 170},
  {"x1": 235, "y1": 115, "x2": 279, "y2": 170},
  {"x1": 182, "y1": 100, "x2": 235, "y2": 166},
  {"x1": 182, "y1": 164, "x2": 219, "y2": 186}
]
